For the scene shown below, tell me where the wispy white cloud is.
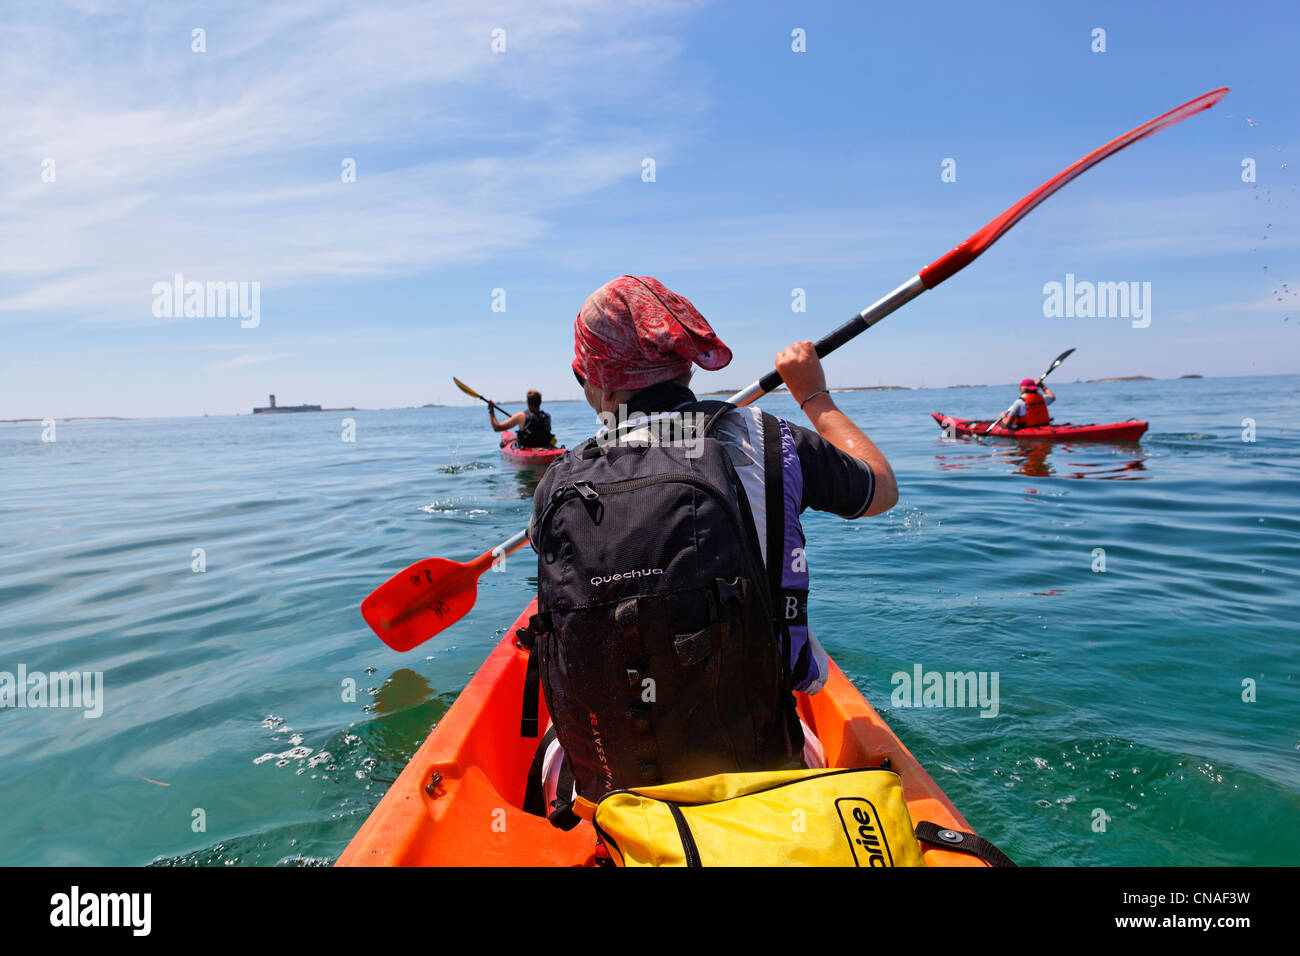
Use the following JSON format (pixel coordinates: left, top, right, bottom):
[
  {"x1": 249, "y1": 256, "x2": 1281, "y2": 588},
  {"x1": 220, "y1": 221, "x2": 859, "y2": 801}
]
[
  {"x1": 205, "y1": 352, "x2": 299, "y2": 372},
  {"x1": 0, "y1": 1, "x2": 705, "y2": 319}
]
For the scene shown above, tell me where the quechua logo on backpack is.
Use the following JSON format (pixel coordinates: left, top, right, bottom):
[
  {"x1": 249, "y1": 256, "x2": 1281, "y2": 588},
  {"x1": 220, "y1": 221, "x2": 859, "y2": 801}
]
[{"x1": 589, "y1": 568, "x2": 664, "y2": 586}]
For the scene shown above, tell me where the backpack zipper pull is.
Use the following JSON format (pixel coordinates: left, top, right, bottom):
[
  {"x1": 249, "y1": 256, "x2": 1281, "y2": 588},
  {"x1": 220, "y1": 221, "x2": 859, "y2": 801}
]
[{"x1": 574, "y1": 481, "x2": 600, "y2": 501}]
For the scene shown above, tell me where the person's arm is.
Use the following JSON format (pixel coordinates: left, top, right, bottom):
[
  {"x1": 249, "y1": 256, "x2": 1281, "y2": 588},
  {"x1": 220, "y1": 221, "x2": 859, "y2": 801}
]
[
  {"x1": 773, "y1": 340, "x2": 898, "y2": 516},
  {"x1": 489, "y1": 405, "x2": 524, "y2": 432},
  {"x1": 997, "y1": 401, "x2": 1020, "y2": 428},
  {"x1": 1040, "y1": 383, "x2": 1055, "y2": 404}
]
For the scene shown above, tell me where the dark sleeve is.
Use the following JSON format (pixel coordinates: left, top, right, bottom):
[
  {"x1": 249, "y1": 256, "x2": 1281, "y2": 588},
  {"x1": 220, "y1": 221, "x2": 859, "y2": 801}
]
[{"x1": 784, "y1": 419, "x2": 876, "y2": 518}]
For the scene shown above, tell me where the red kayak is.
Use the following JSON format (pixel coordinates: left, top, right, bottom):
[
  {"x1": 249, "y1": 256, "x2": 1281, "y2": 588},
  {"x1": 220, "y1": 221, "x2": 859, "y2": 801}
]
[
  {"x1": 500, "y1": 431, "x2": 565, "y2": 464},
  {"x1": 932, "y1": 412, "x2": 1147, "y2": 442}
]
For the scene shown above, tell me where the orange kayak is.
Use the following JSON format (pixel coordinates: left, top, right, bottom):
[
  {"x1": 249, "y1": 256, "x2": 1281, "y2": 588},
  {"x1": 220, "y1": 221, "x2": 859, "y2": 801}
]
[{"x1": 337, "y1": 600, "x2": 990, "y2": 867}]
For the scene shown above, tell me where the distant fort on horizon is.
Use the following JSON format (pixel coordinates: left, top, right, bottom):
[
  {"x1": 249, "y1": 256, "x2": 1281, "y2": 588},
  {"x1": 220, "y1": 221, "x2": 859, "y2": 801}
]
[{"x1": 253, "y1": 394, "x2": 322, "y2": 414}]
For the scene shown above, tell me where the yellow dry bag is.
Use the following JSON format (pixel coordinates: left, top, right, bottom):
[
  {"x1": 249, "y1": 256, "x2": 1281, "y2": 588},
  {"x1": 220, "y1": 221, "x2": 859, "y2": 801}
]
[{"x1": 591, "y1": 767, "x2": 926, "y2": 867}]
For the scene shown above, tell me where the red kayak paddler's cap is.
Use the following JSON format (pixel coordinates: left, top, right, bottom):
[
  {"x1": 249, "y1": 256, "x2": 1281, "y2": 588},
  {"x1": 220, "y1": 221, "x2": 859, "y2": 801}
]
[
  {"x1": 572, "y1": 276, "x2": 732, "y2": 392},
  {"x1": 1020, "y1": 378, "x2": 1039, "y2": 390}
]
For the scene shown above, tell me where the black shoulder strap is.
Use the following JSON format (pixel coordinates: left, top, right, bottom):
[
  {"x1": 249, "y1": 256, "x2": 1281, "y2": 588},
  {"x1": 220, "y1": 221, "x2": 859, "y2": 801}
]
[
  {"x1": 759, "y1": 410, "x2": 799, "y2": 738},
  {"x1": 697, "y1": 400, "x2": 735, "y2": 436},
  {"x1": 516, "y1": 613, "x2": 548, "y2": 738},
  {"x1": 760, "y1": 410, "x2": 784, "y2": 606},
  {"x1": 915, "y1": 821, "x2": 1017, "y2": 867},
  {"x1": 520, "y1": 649, "x2": 540, "y2": 738},
  {"x1": 683, "y1": 399, "x2": 781, "y2": 575}
]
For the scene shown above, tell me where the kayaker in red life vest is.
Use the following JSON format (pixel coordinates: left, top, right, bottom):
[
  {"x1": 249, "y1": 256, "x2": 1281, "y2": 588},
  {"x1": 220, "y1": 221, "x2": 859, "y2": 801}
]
[
  {"x1": 523, "y1": 275, "x2": 898, "y2": 822},
  {"x1": 489, "y1": 390, "x2": 556, "y2": 448},
  {"x1": 997, "y1": 378, "x2": 1056, "y2": 429}
]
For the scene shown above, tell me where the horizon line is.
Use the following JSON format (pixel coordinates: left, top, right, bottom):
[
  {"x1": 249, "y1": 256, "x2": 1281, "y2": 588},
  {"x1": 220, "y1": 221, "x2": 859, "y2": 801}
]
[{"x1": 4, "y1": 371, "x2": 1295, "y2": 424}]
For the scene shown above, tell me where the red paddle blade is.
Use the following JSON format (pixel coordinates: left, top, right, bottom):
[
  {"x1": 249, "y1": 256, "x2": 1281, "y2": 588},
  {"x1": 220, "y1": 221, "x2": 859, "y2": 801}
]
[
  {"x1": 919, "y1": 87, "x2": 1228, "y2": 289},
  {"x1": 361, "y1": 554, "x2": 492, "y2": 652}
]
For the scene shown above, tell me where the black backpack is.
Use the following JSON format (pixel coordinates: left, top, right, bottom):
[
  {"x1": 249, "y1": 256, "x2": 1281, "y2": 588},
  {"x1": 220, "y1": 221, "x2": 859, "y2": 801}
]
[{"x1": 517, "y1": 403, "x2": 803, "y2": 824}]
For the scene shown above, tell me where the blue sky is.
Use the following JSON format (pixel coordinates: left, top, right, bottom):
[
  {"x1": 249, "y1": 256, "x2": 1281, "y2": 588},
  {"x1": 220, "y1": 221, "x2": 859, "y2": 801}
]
[{"x1": 2, "y1": 0, "x2": 1296, "y2": 419}]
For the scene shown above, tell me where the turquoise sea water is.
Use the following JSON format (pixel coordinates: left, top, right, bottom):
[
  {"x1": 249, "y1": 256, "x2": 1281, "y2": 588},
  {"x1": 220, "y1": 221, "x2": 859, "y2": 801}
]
[{"x1": 2, "y1": 375, "x2": 1297, "y2": 866}]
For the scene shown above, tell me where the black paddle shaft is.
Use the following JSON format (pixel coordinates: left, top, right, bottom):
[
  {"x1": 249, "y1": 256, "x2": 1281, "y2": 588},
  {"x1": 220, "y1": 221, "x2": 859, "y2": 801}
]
[
  {"x1": 752, "y1": 279, "x2": 927, "y2": 398},
  {"x1": 756, "y1": 315, "x2": 868, "y2": 394}
]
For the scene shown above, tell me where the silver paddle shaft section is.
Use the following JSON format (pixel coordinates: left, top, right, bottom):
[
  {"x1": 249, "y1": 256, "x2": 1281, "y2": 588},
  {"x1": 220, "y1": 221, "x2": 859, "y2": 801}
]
[
  {"x1": 729, "y1": 274, "x2": 927, "y2": 408},
  {"x1": 491, "y1": 527, "x2": 529, "y2": 568}
]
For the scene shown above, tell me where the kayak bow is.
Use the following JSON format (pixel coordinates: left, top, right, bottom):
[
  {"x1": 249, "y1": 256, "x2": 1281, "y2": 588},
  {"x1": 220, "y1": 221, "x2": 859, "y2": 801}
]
[{"x1": 337, "y1": 601, "x2": 990, "y2": 867}]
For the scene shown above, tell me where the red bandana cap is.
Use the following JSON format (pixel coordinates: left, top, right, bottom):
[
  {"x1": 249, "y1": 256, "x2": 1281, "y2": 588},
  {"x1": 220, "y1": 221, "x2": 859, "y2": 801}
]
[{"x1": 573, "y1": 276, "x2": 732, "y2": 392}]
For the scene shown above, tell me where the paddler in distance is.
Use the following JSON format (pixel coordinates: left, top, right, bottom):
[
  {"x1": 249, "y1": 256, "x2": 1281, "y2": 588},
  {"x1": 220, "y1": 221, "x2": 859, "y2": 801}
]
[
  {"x1": 995, "y1": 377, "x2": 1056, "y2": 430},
  {"x1": 489, "y1": 390, "x2": 556, "y2": 448}
]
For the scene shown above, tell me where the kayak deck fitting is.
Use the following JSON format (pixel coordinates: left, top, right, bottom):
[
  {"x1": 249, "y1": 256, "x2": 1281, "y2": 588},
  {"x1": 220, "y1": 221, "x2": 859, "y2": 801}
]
[
  {"x1": 933, "y1": 412, "x2": 1148, "y2": 442},
  {"x1": 337, "y1": 601, "x2": 989, "y2": 867}
]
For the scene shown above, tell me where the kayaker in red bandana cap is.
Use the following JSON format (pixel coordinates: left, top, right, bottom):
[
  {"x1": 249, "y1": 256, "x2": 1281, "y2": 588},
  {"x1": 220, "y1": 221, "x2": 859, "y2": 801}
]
[{"x1": 521, "y1": 275, "x2": 898, "y2": 824}]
